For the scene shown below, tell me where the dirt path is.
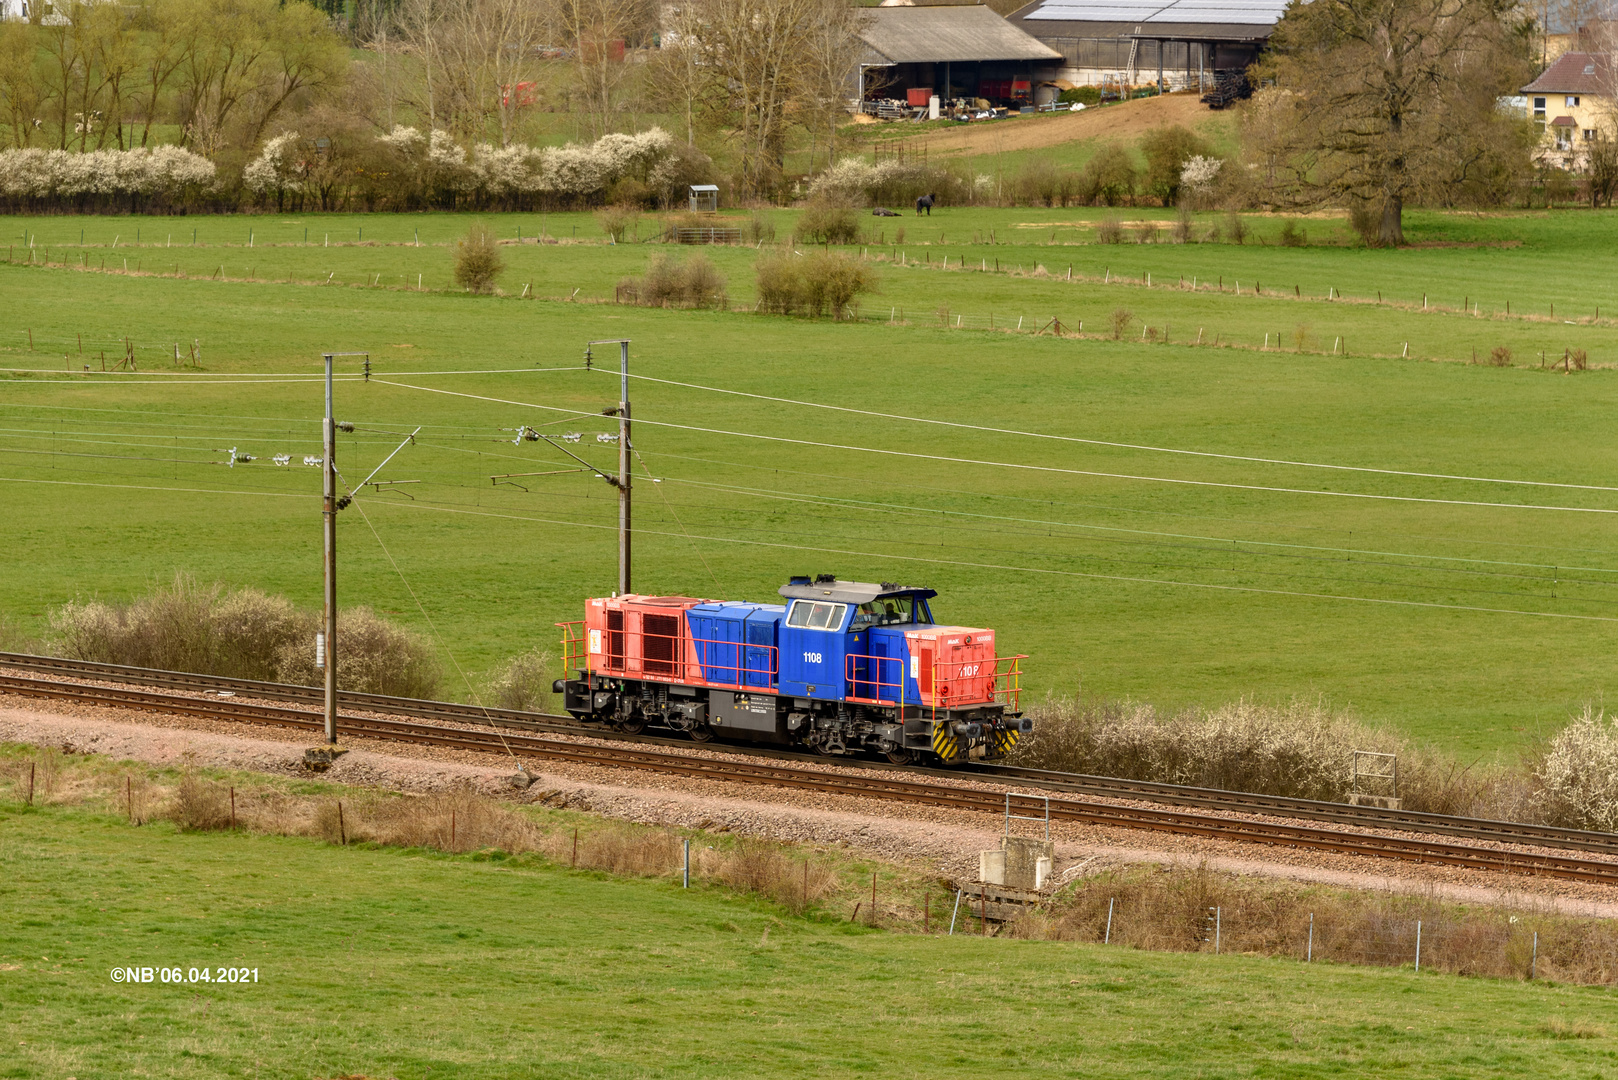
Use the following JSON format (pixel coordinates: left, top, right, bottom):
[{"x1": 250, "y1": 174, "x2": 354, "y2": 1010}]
[{"x1": 905, "y1": 92, "x2": 1212, "y2": 157}]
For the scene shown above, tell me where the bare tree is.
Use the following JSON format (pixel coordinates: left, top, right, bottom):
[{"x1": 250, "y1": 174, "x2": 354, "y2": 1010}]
[{"x1": 1257, "y1": 0, "x2": 1536, "y2": 245}]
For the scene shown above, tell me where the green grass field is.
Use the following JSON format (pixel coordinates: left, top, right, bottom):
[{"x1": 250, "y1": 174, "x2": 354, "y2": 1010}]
[
  {"x1": 5, "y1": 795, "x2": 1617, "y2": 1079},
  {"x1": 6, "y1": 208, "x2": 1618, "y2": 757}
]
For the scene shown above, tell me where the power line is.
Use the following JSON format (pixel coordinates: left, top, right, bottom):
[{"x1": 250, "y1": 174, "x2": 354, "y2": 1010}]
[
  {"x1": 0, "y1": 476, "x2": 318, "y2": 499},
  {"x1": 361, "y1": 497, "x2": 1618, "y2": 624},
  {"x1": 611, "y1": 370, "x2": 1618, "y2": 495},
  {"x1": 373, "y1": 380, "x2": 1618, "y2": 517}
]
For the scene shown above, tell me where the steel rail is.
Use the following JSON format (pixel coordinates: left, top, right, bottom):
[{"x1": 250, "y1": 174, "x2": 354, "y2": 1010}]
[
  {"x1": 3, "y1": 671, "x2": 1618, "y2": 886},
  {"x1": 5, "y1": 650, "x2": 1618, "y2": 858}
]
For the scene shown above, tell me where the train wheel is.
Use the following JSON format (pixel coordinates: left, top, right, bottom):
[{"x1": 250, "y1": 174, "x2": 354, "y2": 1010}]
[
  {"x1": 617, "y1": 715, "x2": 646, "y2": 735},
  {"x1": 688, "y1": 724, "x2": 714, "y2": 743},
  {"x1": 884, "y1": 748, "x2": 915, "y2": 765}
]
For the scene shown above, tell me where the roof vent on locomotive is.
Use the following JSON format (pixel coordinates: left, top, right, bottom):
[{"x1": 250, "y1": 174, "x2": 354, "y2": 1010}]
[{"x1": 553, "y1": 577, "x2": 1029, "y2": 765}]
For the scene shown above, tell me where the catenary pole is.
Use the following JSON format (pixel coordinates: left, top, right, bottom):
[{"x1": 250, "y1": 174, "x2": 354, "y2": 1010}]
[
  {"x1": 323, "y1": 353, "x2": 338, "y2": 743},
  {"x1": 618, "y1": 340, "x2": 631, "y2": 595}
]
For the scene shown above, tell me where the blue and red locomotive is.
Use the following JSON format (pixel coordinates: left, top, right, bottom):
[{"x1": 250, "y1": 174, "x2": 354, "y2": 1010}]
[{"x1": 554, "y1": 575, "x2": 1028, "y2": 763}]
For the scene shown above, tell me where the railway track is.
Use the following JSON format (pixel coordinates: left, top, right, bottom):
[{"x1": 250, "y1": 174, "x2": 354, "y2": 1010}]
[{"x1": 3, "y1": 667, "x2": 1618, "y2": 887}]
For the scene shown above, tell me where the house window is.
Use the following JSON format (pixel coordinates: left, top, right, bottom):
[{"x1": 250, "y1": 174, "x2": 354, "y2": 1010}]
[
  {"x1": 1586, "y1": 129, "x2": 1597, "y2": 140},
  {"x1": 1557, "y1": 127, "x2": 1574, "y2": 149},
  {"x1": 1534, "y1": 96, "x2": 1546, "y2": 121},
  {"x1": 1567, "y1": 95, "x2": 1581, "y2": 107}
]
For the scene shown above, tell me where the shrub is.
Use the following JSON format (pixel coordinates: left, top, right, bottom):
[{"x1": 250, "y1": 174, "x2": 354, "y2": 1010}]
[
  {"x1": 756, "y1": 252, "x2": 876, "y2": 318},
  {"x1": 1080, "y1": 143, "x2": 1138, "y2": 206},
  {"x1": 1225, "y1": 210, "x2": 1248, "y2": 245},
  {"x1": 1178, "y1": 155, "x2": 1223, "y2": 209},
  {"x1": 1110, "y1": 307, "x2": 1133, "y2": 339},
  {"x1": 47, "y1": 573, "x2": 442, "y2": 697},
  {"x1": 1348, "y1": 200, "x2": 1380, "y2": 245},
  {"x1": 453, "y1": 223, "x2": 504, "y2": 293},
  {"x1": 1279, "y1": 219, "x2": 1307, "y2": 247},
  {"x1": 1095, "y1": 216, "x2": 1124, "y2": 244},
  {"x1": 800, "y1": 251, "x2": 877, "y2": 318},
  {"x1": 626, "y1": 253, "x2": 727, "y2": 308},
  {"x1": 1570, "y1": 348, "x2": 1589, "y2": 370},
  {"x1": 1292, "y1": 324, "x2": 1310, "y2": 351},
  {"x1": 1489, "y1": 346, "x2": 1512, "y2": 367},
  {"x1": 1010, "y1": 158, "x2": 1077, "y2": 207},
  {"x1": 1133, "y1": 221, "x2": 1160, "y2": 244},
  {"x1": 272, "y1": 606, "x2": 442, "y2": 699},
  {"x1": 1059, "y1": 86, "x2": 1103, "y2": 106},
  {"x1": 1534, "y1": 706, "x2": 1618, "y2": 830},
  {"x1": 794, "y1": 202, "x2": 860, "y2": 245},
  {"x1": 1140, "y1": 125, "x2": 1212, "y2": 205},
  {"x1": 741, "y1": 211, "x2": 776, "y2": 245},
  {"x1": 1172, "y1": 203, "x2": 1194, "y2": 243},
  {"x1": 169, "y1": 768, "x2": 235, "y2": 831},
  {"x1": 483, "y1": 648, "x2": 556, "y2": 712},
  {"x1": 597, "y1": 205, "x2": 640, "y2": 242}
]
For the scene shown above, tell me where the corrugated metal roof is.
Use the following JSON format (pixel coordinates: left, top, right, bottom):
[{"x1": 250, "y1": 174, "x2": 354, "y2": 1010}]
[
  {"x1": 1523, "y1": 51, "x2": 1617, "y2": 94},
  {"x1": 862, "y1": 5, "x2": 1063, "y2": 64},
  {"x1": 1020, "y1": 0, "x2": 1286, "y2": 26}
]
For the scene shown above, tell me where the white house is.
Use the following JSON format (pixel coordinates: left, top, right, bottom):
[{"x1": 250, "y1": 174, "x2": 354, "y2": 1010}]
[{"x1": 0, "y1": 0, "x2": 30, "y2": 20}]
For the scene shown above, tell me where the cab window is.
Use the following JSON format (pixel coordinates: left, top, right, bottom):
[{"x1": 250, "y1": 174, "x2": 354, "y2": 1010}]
[
  {"x1": 851, "y1": 596, "x2": 934, "y2": 628},
  {"x1": 788, "y1": 601, "x2": 846, "y2": 629}
]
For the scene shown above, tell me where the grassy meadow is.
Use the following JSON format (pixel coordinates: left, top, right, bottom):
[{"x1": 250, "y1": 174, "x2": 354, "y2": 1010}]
[
  {"x1": 5, "y1": 791, "x2": 1618, "y2": 1079},
  {"x1": 5, "y1": 208, "x2": 1618, "y2": 756}
]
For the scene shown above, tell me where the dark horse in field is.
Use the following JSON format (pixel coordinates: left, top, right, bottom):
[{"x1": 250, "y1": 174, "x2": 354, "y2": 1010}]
[{"x1": 915, "y1": 192, "x2": 936, "y2": 216}]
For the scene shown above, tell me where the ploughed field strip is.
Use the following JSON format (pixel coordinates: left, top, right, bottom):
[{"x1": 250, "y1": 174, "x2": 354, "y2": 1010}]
[
  {"x1": 3, "y1": 650, "x2": 1617, "y2": 859},
  {"x1": 4, "y1": 661, "x2": 1618, "y2": 886}
]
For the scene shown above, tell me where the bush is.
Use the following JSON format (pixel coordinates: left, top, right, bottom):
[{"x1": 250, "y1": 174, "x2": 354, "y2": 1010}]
[
  {"x1": 1080, "y1": 143, "x2": 1138, "y2": 206},
  {"x1": 483, "y1": 649, "x2": 556, "y2": 712},
  {"x1": 1489, "y1": 346, "x2": 1512, "y2": 367},
  {"x1": 1348, "y1": 200, "x2": 1380, "y2": 245},
  {"x1": 794, "y1": 202, "x2": 860, "y2": 245},
  {"x1": 597, "y1": 205, "x2": 640, "y2": 242},
  {"x1": 1009, "y1": 159, "x2": 1078, "y2": 207},
  {"x1": 1110, "y1": 307, "x2": 1133, "y2": 339},
  {"x1": 1225, "y1": 210, "x2": 1248, "y2": 245},
  {"x1": 453, "y1": 223, "x2": 505, "y2": 293},
  {"x1": 755, "y1": 252, "x2": 877, "y2": 318},
  {"x1": 1279, "y1": 219, "x2": 1307, "y2": 247},
  {"x1": 1133, "y1": 221, "x2": 1160, "y2": 244},
  {"x1": 1534, "y1": 706, "x2": 1618, "y2": 830},
  {"x1": 1059, "y1": 86, "x2": 1103, "y2": 106},
  {"x1": 741, "y1": 211, "x2": 776, "y2": 245},
  {"x1": 1095, "y1": 216, "x2": 1124, "y2": 244},
  {"x1": 626, "y1": 253, "x2": 727, "y2": 308},
  {"x1": 49, "y1": 574, "x2": 442, "y2": 697},
  {"x1": 1172, "y1": 203, "x2": 1194, "y2": 244},
  {"x1": 1140, "y1": 125, "x2": 1212, "y2": 205}
]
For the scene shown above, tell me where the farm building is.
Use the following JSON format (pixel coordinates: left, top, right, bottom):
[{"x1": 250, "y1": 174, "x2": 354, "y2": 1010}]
[
  {"x1": 1006, "y1": 0, "x2": 1286, "y2": 94},
  {"x1": 858, "y1": 3, "x2": 1064, "y2": 114},
  {"x1": 0, "y1": 0, "x2": 28, "y2": 19}
]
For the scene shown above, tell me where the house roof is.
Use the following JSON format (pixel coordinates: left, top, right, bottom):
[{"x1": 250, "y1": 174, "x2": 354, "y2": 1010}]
[
  {"x1": 1551, "y1": 115, "x2": 1578, "y2": 126},
  {"x1": 861, "y1": 5, "x2": 1062, "y2": 65},
  {"x1": 1010, "y1": 0, "x2": 1283, "y2": 33},
  {"x1": 1523, "y1": 51, "x2": 1617, "y2": 94}
]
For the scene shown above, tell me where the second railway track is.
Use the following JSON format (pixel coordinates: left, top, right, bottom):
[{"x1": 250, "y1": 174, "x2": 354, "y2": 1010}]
[{"x1": 4, "y1": 666, "x2": 1618, "y2": 887}]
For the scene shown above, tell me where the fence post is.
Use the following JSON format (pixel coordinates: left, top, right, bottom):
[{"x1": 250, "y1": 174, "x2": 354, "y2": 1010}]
[
  {"x1": 1307, "y1": 912, "x2": 1314, "y2": 962},
  {"x1": 1105, "y1": 898, "x2": 1114, "y2": 944},
  {"x1": 1531, "y1": 931, "x2": 1538, "y2": 980},
  {"x1": 683, "y1": 838, "x2": 690, "y2": 888},
  {"x1": 1414, "y1": 920, "x2": 1422, "y2": 972},
  {"x1": 949, "y1": 888, "x2": 962, "y2": 935},
  {"x1": 1215, "y1": 907, "x2": 1221, "y2": 954},
  {"x1": 27, "y1": 762, "x2": 34, "y2": 806}
]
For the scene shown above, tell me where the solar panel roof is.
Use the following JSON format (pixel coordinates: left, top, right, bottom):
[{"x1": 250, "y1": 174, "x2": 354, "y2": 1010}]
[{"x1": 1024, "y1": 0, "x2": 1287, "y2": 25}]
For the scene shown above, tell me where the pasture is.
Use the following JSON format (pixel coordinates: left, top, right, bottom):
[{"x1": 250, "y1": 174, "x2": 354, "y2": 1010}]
[
  {"x1": 5, "y1": 207, "x2": 1618, "y2": 756},
  {"x1": 4, "y1": 793, "x2": 1617, "y2": 1079}
]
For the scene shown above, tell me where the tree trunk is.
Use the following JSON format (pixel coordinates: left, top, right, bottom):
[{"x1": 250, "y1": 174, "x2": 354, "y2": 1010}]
[{"x1": 1378, "y1": 192, "x2": 1403, "y2": 246}]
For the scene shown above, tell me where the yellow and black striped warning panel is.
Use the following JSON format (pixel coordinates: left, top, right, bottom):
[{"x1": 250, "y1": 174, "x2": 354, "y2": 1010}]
[
  {"x1": 932, "y1": 723, "x2": 962, "y2": 761},
  {"x1": 987, "y1": 729, "x2": 1020, "y2": 758}
]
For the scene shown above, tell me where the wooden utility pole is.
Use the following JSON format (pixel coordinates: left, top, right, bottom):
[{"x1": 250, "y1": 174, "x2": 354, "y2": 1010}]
[
  {"x1": 322, "y1": 352, "x2": 338, "y2": 744},
  {"x1": 588, "y1": 339, "x2": 633, "y2": 594}
]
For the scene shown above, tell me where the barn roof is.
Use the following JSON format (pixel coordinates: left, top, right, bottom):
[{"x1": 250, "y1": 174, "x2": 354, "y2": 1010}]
[
  {"x1": 1523, "y1": 51, "x2": 1618, "y2": 94},
  {"x1": 861, "y1": 5, "x2": 1062, "y2": 64},
  {"x1": 1008, "y1": 0, "x2": 1283, "y2": 41}
]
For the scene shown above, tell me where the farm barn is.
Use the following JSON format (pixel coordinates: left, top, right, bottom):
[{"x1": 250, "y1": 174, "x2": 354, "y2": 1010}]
[
  {"x1": 858, "y1": 2, "x2": 1064, "y2": 116},
  {"x1": 1007, "y1": 0, "x2": 1285, "y2": 99}
]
